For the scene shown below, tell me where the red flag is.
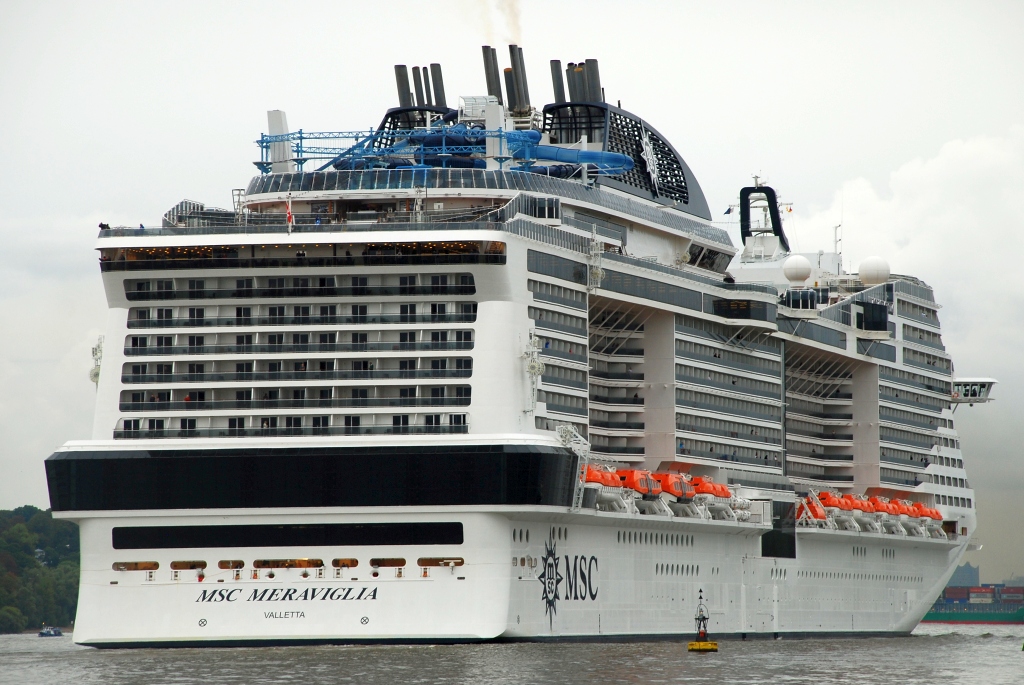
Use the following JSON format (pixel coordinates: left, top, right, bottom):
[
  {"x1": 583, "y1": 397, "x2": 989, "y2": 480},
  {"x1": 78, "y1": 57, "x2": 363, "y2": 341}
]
[{"x1": 286, "y1": 197, "x2": 294, "y2": 226}]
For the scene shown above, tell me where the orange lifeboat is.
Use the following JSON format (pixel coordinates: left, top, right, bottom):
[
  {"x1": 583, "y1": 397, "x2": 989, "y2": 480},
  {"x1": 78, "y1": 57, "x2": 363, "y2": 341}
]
[
  {"x1": 617, "y1": 469, "x2": 662, "y2": 496},
  {"x1": 818, "y1": 491, "x2": 852, "y2": 511},
  {"x1": 842, "y1": 494, "x2": 876, "y2": 513},
  {"x1": 868, "y1": 496, "x2": 896, "y2": 515},
  {"x1": 652, "y1": 472, "x2": 695, "y2": 499},
  {"x1": 797, "y1": 498, "x2": 827, "y2": 520},
  {"x1": 912, "y1": 502, "x2": 942, "y2": 520},
  {"x1": 893, "y1": 500, "x2": 915, "y2": 517},
  {"x1": 690, "y1": 476, "x2": 731, "y2": 499},
  {"x1": 585, "y1": 465, "x2": 606, "y2": 484}
]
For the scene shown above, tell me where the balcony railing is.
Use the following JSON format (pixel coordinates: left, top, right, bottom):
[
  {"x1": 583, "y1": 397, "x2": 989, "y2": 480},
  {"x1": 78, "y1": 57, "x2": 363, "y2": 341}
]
[
  {"x1": 119, "y1": 397, "x2": 471, "y2": 412},
  {"x1": 592, "y1": 445, "x2": 645, "y2": 455},
  {"x1": 787, "y1": 470, "x2": 855, "y2": 483},
  {"x1": 591, "y1": 370, "x2": 644, "y2": 381},
  {"x1": 676, "y1": 423, "x2": 782, "y2": 445},
  {"x1": 539, "y1": 348, "x2": 588, "y2": 363},
  {"x1": 101, "y1": 253, "x2": 506, "y2": 273},
  {"x1": 675, "y1": 349, "x2": 781, "y2": 378},
  {"x1": 126, "y1": 284, "x2": 475, "y2": 301},
  {"x1": 541, "y1": 403, "x2": 587, "y2": 417},
  {"x1": 114, "y1": 424, "x2": 470, "y2": 439},
  {"x1": 786, "y1": 451, "x2": 854, "y2": 462},
  {"x1": 590, "y1": 395, "x2": 644, "y2": 406},
  {"x1": 122, "y1": 369, "x2": 472, "y2": 384},
  {"x1": 880, "y1": 474, "x2": 923, "y2": 487},
  {"x1": 786, "y1": 427, "x2": 854, "y2": 441},
  {"x1": 125, "y1": 341, "x2": 474, "y2": 356},
  {"x1": 880, "y1": 433, "x2": 937, "y2": 450},
  {"x1": 881, "y1": 453, "x2": 931, "y2": 469},
  {"x1": 540, "y1": 375, "x2": 588, "y2": 390},
  {"x1": 676, "y1": 373, "x2": 780, "y2": 400},
  {"x1": 675, "y1": 447, "x2": 782, "y2": 469},
  {"x1": 878, "y1": 393, "x2": 946, "y2": 414},
  {"x1": 530, "y1": 291, "x2": 587, "y2": 311},
  {"x1": 127, "y1": 313, "x2": 477, "y2": 329},
  {"x1": 675, "y1": 397, "x2": 778, "y2": 423},
  {"x1": 591, "y1": 420, "x2": 645, "y2": 430}
]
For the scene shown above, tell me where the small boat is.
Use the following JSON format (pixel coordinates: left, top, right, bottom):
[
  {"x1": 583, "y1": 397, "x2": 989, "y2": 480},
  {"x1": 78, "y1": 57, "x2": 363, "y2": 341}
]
[{"x1": 38, "y1": 625, "x2": 63, "y2": 637}]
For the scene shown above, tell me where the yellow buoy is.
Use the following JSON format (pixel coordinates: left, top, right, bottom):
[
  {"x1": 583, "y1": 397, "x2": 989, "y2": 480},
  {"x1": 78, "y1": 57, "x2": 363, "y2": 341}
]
[{"x1": 688, "y1": 589, "x2": 718, "y2": 653}]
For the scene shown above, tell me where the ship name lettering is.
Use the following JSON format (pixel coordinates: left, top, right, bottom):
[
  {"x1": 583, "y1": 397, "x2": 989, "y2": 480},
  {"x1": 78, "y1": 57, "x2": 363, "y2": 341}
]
[
  {"x1": 563, "y1": 555, "x2": 599, "y2": 601},
  {"x1": 264, "y1": 611, "x2": 305, "y2": 619},
  {"x1": 243, "y1": 586, "x2": 379, "y2": 602},
  {"x1": 195, "y1": 588, "x2": 243, "y2": 603}
]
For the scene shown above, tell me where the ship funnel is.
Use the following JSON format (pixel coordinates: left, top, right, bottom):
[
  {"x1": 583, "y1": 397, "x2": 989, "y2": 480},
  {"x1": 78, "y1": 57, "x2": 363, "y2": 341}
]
[
  {"x1": 266, "y1": 110, "x2": 295, "y2": 173},
  {"x1": 482, "y1": 46, "x2": 504, "y2": 105},
  {"x1": 394, "y1": 65, "x2": 413, "y2": 108},
  {"x1": 412, "y1": 66, "x2": 426, "y2": 107},
  {"x1": 503, "y1": 68, "x2": 518, "y2": 112},
  {"x1": 421, "y1": 66, "x2": 433, "y2": 106},
  {"x1": 550, "y1": 60, "x2": 566, "y2": 104},
  {"x1": 584, "y1": 59, "x2": 603, "y2": 102},
  {"x1": 429, "y1": 63, "x2": 447, "y2": 109},
  {"x1": 508, "y1": 44, "x2": 531, "y2": 113}
]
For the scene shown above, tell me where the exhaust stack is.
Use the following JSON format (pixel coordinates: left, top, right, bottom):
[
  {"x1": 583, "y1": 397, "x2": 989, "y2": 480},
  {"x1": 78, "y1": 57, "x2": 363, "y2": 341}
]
[
  {"x1": 550, "y1": 60, "x2": 566, "y2": 104},
  {"x1": 508, "y1": 44, "x2": 531, "y2": 113},
  {"x1": 411, "y1": 66, "x2": 426, "y2": 107},
  {"x1": 584, "y1": 59, "x2": 603, "y2": 102},
  {"x1": 503, "y1": 68, "x2": 518, "y2": 112},
  {"x1": 267, "y1": 110, "x2": 295, "y2": 174},
  {"x1": 394, "y1": 65, "x2": 413, "y2": 108},
  {"x1": 482, "y1": 46, "x2": 504, "y2": 105},
  {"x1": 421, "y1": 66, "x2": 433, "y2": 106},
  {"x1": 429, "y1": 63, "x2": 447, "y2": 109}
]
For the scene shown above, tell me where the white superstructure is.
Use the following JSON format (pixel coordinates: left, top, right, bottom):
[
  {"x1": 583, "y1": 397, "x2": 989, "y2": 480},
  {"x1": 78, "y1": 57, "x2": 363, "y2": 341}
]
[{"x1": 47, "y1": 46, "x2": 991, "y2": 647}]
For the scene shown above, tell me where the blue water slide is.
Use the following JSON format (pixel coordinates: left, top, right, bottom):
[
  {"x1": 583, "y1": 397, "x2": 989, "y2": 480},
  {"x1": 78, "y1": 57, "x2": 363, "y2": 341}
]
[{"x1": 513, "y1": 144, "x2": 634, "y2": 172}]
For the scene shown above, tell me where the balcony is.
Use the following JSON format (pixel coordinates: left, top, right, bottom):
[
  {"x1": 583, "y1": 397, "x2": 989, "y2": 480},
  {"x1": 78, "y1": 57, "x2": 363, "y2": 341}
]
[
  {"x1": 786, "y1": 450, "x2": 854, "y2": 462},
  {"x1": 675, "y1": 423, "x2": 781, "y2": 445},
  {"x1": 787, "y1": 470, "x2": 855, "y2": 483},
  {"x1": 540, "y1": 375, "x2": 588, "y2": 390},
  {"x1": 675, "y1": 447, "x2": 782, "y2": 469},
  {"x1": 125, "y1": 284, "x2": 475, "y2": 301},
  {"x1": 591, "y1": 445, "x2": 645, "y2": 456},
  {"x1": 590, "y1": 394, "x2": 644, "y2": 406},
  {"x1": 676, "y1": 373, "x2": 780, "y2": 399},
  {"x1": 122, "y1": 368, "x2": 472, "y2": 384},
  {"x1": 125, "y1": 340, "x2": 474, "y2": 356},
  {"x1": 591, "y1": 370, "x2": 644, "y2": 381},
  {"x1": 880, "y1": 474, "x2": 924, "y2": 487},
  {"x1": 119, "y1": 397, "x2": 472, "y2": 412},
  {"x1": 675, "y1": 349, "x2": 780, "y2": 377},
  {"x1": 127, "y1": 312, "x2": 477, "y2": 329},
  {"x1": 786, "y1": 427, "x2": 854, "y2": 441},
  {"x1": 880, "y1": 453, "x2": 931, "y2": 468},
  {"x1": 113, "y1": 424, "x2": 470, "y2": 439},
  {"x1": 675, "y1": 397, "x2": 777, "y2": 423}
]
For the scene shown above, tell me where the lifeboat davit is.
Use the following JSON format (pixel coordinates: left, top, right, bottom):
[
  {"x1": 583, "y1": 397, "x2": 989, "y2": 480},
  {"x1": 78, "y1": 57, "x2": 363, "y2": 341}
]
[{"x1": 797, "y1": 498, "x2": 827, "y2": 521}]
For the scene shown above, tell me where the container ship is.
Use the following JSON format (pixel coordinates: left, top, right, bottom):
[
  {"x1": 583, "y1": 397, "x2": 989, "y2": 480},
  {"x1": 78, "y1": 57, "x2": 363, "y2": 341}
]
[
  {"x1": 924, "y1": 586, "x2": 1024, "y2": 624},
  {"x1": 45, "y1": 45, "x2": 996, "y2": 647}
]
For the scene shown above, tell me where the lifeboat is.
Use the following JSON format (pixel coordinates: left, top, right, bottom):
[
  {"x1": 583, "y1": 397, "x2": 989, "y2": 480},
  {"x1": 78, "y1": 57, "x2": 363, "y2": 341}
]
[
  {"x1": 912, "y1": 502, "x2": 942, "y2": 520},
  {"x1": 868, "y1": 496, "x2": 897, "y2": 516},
  {"x1": 842, "y1": 494, "x2": 876, "y2": 514},
  {"x1": 652, "y1": 472, "x2": 695, "y2": 500},
  {"x1": 818, "y1": 491, "x2": 853, "y2": 511},
  {"x1": 690, "y1": 476, "x2": 731, "y2": 499},
  {"x1": 892, "y1": 499, "x2": 916, "y2": 517},
  {"x1": 617, "y1": 469, "x2": 662, "y2": 497}
]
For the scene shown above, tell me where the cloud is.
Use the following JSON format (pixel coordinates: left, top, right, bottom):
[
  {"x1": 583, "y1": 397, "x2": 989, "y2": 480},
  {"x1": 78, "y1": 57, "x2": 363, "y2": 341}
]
[{"x1": 785, "y1": 127, "x2": 1024, "y2": 581}]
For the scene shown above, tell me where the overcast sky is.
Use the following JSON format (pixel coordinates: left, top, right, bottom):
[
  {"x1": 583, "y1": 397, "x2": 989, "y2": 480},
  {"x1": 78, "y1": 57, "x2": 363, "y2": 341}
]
[{"x1": 1, "y1": 1, "x2": 1022, "y2": 581}]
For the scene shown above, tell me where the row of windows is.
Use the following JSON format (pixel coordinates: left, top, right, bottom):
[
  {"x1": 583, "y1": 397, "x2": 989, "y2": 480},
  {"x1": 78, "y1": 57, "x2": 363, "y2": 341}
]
[
  {"x1": 676, "y1": 363, "x2": 781, "y2": 398},
  {"x1": 124, "y1": 386, "x2": 472, "y2": 404},
  {"x1": 675, "y1": 412, "x2": 782, "y2": 445},
  {"x1": 537, "y1": 336, "x2": 587, "y2": 359},
  {"x1": 880, "y1": 406, "x2": 942, "y2": 430},
  {"x1": 541, "y1": 363, "x2": 587, "y2": 388},
  {"x1": 127, "y1": 330, "x2": 473, "y2": 350},
  {"x1": 127, "y1": 274, "x2": 474, "y2": 297},
  {"x1": 878, "y1": 366, "x2": 951, "y2": 395},
  {"x1": 897, "y1": 299, "x2": 939, "y2": 325},
  {"x1": 121, "y1": 414, "x2": 468, "y2": 432},
  {"x1": 125, "y1": 358, "x2": 473, "y2": 376},
  {"x1": 902, "y1": 323, "x2": 943, "y2": 348},
  {"x1": 678, "y1": 437, "x2": 779, "y2": 465},
  {"x1": 617, "y1": 531, "x2": 695, "y2": 547},
  {"x1": 797, "y1": 570, "x2": 922, "y2": 584},
  {"x1": 937, "y1": 494, "x2": 972, "y2": 508},
  {"x1": 880, "y1": 446, "x2": 932, "y2": 468},
  {"x1": 537, "y1": 390, "x2": 587, "y2": 412},
  {"x1": 931, "y1": 473, "x2": 968, "y2": 489},
  {"x1": 903, "y1": 347, "x2": 951, "y2": 373},
  {"x1": 880, "y1": 426, "x2": 938, "y2": 448},
  {"x1": 879, "y1": 384, "x2": 948, "y2": 412},
  {"x1": 675, "y1": 339, "x2": 780, "y2": 376},
  {"x1": 528, "y1": 306, "x2": 587, "y2": 336},
  {"x1": 130, "y1": 302, "x2": 477, "y2": 324},
  {"x1": 676, "y1": 388, "x2": 782, "y2": 422},
  {"x1": 534, "y1": 416, "x2": 588, "y2": 436},
  {"x1": 527, "y1": 279, "x2": 587, "y2": 310}
]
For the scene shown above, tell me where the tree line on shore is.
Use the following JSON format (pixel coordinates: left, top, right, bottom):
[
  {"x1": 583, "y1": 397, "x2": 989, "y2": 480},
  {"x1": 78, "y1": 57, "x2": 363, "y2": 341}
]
[{"x1": 0, "y1": 506, "x2": 79, "y2": 633}]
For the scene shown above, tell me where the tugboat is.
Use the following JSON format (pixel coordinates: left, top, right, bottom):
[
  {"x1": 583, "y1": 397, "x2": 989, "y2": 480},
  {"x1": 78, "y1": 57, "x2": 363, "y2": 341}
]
[
  {"x1": 687, "y1": 589, "x2": 718, "y2": 652},
  {"x1": 38, "y1": 624, "x2": 64, "y2": 637}
]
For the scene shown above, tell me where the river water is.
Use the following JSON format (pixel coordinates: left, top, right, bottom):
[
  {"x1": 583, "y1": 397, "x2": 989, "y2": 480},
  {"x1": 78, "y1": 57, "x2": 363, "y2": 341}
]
[{"x1": 1, "y1": 623, "x2": 1021, "y2": 684}]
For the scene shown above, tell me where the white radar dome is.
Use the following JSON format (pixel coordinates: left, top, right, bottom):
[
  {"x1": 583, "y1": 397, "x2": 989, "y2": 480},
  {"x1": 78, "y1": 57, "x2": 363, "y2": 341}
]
[
  {"x1": 783, "y1": 255, "x2": 812, "y2": 284},
  {"x1": 858, "y1": 256, "x2": 890, "y2": 286}
]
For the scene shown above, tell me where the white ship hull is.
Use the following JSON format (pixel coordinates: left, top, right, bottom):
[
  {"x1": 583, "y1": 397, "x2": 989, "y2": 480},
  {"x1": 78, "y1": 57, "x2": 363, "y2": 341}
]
[{"x1": 65, "y1": 506, "x2": 968, "y2": 647}]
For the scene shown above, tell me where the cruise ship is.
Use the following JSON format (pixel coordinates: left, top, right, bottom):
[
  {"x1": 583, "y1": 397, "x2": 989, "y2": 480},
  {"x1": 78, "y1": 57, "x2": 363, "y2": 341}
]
[{"x1": 46, "y1": 46, "x2": 996, "y2": 647}]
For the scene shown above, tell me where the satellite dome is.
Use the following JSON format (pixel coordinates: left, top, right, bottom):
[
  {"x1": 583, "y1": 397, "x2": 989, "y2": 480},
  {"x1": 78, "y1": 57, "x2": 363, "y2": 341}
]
[
  {"x1": 783, "y1": 255, "x2": 812, "y2": 284},
  {"x1": 858, "y1": 256, "x2": 890, "y2": 286}
]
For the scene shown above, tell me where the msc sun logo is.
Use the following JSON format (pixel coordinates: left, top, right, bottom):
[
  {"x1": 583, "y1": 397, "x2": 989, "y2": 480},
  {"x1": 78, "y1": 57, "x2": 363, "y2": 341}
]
[{"x1": 537, "y1": 539, "x2": 562, "y2": 627}]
